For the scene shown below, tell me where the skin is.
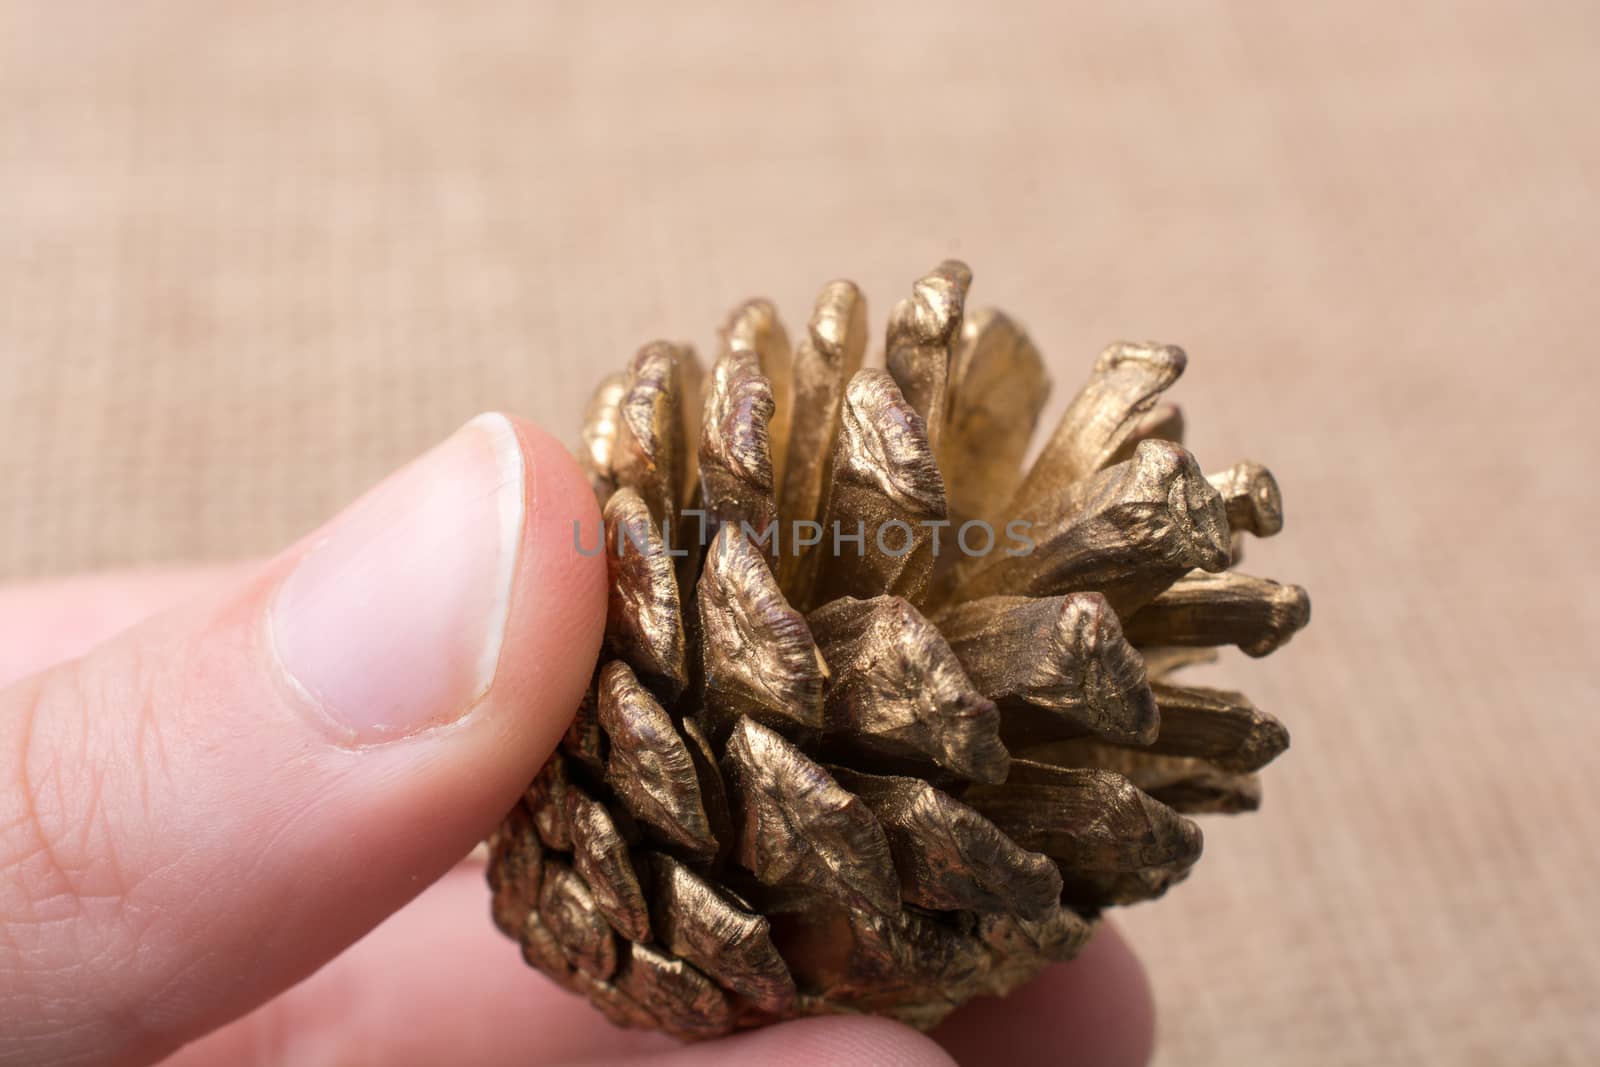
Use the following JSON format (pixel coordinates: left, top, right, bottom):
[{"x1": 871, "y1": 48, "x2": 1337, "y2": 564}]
[{"x1": 0, "y1": 419, "x2": 1153, "y2": 1066}]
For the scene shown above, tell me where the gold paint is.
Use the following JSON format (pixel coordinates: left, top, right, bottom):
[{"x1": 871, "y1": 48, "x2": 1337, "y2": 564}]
[
  {"x1": 524, "y1": 755, "x2": 573, "y2": 851},
  {"x1": 1107, "y1": 400, "x2": 1185, "y2": 466},
  {"x1": 721, "y1": 716, "x2": 900, "y2": 914},
  {"x1": 647, "y1": 853, "x2": 798, "y2": 1014},
  {"x1": 577, "y1": 372, "x2": 627, "y2": 504},
  {"x1": 937, "y1": 592, "x2": 1158, "y2": 745},
  {"x1": 809, "y1": 595, "x2": 1009, "y2": 784},
  {"x1": 975, "y1": 906, "x2": 1095, "y2": 998},
  {"x1": 810, "y1": 369, "x2": 948, "y2": 608},
  {"x1": 567, "y1": 787, "x2": 652, "y2": 944},
  {"x1": 539, "y1": 857, "x2": 619, "y2": 979},
  {"x1": 776, "y1": 280, "x2": 868, "y2": 594},
  {"x1": 495, "y1": 260, "x2": 1310, "y2": 1038},
  {"x1": 698, "y1": 525, "x2": 828, "y2": 734},
  {"x1": 1207, "y1": 460, "x2": 1284, "y2": 538},
  {"x1": 1123, "y1": 570, "x2": 1311, "y2": 657},
  {"x1": 953, "y1": 438, "x2": 1230, "y2": 612},
  {"x1": 938, "y1": 308, "x2": 1051, "y2": 526},
  {"x1": 1143, "y1": 683, "x2": 1290, "y2": 772},
  {"x1": 698, "y1": 349, "x2": 776, "y2": 537},
  {"x1": 597, "y1": 661, "x2": 716, "y2": 856},
  {"x1": 487, "y1": 802, "x2": 543, "y2": 940},
  {"x1": 885, "y1": 259, "x2": 971, "y2": 450},
  {"x1": 1011, "y1": 340, "x2": 1186, "y2": 508},
  {"x1": 830, "y1": 767, "x2": 1061, "y2": 920},
  {"x1": 614, "y1": 341, "x2": 694, "y2": 529},
  {"x1": 602, "y1": 488, "x2": 688, "y2": 698},
  {"x1": 615, "y1": 941, "x2": 734, "y2": 1040},
  {"x1": 963, "y1": 767, "x2": 1203, "y2": 906},
  {"x1": 721, "y1": 299, "x2": 793, "y2": 486},
  {"x1": 1016, "y1": 744, "x2": 1263, "y2": 815},
  {"x1": 560, "y1": 677, "x2": 606, "y2": 777}
]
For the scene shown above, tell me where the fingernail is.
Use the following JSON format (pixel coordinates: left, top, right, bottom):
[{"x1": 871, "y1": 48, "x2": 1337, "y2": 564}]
[{"x1": 269, "y1": 413, "x2": 526, "y2": 741}]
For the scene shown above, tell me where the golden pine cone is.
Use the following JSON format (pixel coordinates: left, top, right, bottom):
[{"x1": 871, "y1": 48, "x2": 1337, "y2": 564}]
[{"x1": 485, "y1": 260, "x2": 1310, "y2": 1039}]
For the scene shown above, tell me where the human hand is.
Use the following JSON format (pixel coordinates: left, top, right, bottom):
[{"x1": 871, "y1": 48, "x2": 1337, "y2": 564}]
[{"x1": 0, "y1": 415, "x2": 1154, "y2": 1066}]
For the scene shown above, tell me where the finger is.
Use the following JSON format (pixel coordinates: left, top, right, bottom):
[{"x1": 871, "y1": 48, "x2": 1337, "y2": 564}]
[
  {"x1": 931, "y1": 923, "x2": 1155, "y2": 1067},
  {"x1": 0, "y1": 414, "x2": 607, "y2": 1067},
  {"x1": 170, "y1": 866, "x2": 950, "y2": 1067},
  {"x1": 169, "y1": 867, "x2": 949, "y2": 1067},
  {"x1": 0, "y1": 564, "x2": 250, "y2": 687},
  {"x1": 163, "y1": 867, "x2": 677, "y2": 1067},
  {"x1": 613, "y1": 1017, "x2": 955, "y2": 1067}
]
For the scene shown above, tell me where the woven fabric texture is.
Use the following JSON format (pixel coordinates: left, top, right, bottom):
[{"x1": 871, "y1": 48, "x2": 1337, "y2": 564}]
[{"x1": 2, "y1": 3, "x2": 1596, "y2": 1063}]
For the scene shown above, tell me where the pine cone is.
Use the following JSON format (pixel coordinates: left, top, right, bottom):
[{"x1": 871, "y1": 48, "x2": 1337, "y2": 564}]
[{"x1": 485, "y1": 261, "x2": 1309, "y2": 1038}]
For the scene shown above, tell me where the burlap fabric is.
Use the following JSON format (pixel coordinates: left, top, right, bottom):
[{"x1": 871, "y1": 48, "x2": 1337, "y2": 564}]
[{"x1": 2, "y1": 3, "x2": 1595, "y2": 1062}]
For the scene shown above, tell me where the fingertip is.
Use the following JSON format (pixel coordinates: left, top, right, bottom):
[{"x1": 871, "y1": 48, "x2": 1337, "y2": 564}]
[
  {"x1": 487, "y1": 413, "x2": 608, "y2": 750},
  {"x1": 503, "y1": 413, "x2": 606, "y2": 603},
  {"x1": 627, "y1": 1016, "x2": 955, "y2": 1067},
  {"x1": 1072, "y1": 922, "x2": 1156, "y2": 1065},
  {"x1": 932, "y1": 922, "x2": 1155, "y2": 1067}
]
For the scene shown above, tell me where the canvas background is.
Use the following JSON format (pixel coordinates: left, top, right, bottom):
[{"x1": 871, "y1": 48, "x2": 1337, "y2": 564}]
[{"x1": 2, "y1": 3, "x2": 1596, "y2": 1063}]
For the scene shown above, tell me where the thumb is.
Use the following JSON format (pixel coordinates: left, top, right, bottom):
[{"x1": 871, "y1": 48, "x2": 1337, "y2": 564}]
[{"x1": 0, "y1": 414, "x2": 606, "y2": 1066}]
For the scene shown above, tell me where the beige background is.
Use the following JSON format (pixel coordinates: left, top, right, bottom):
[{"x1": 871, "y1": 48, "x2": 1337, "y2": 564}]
[{"x1": 2, "y1": 2, "x2": 1596, "y2": 1064}]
